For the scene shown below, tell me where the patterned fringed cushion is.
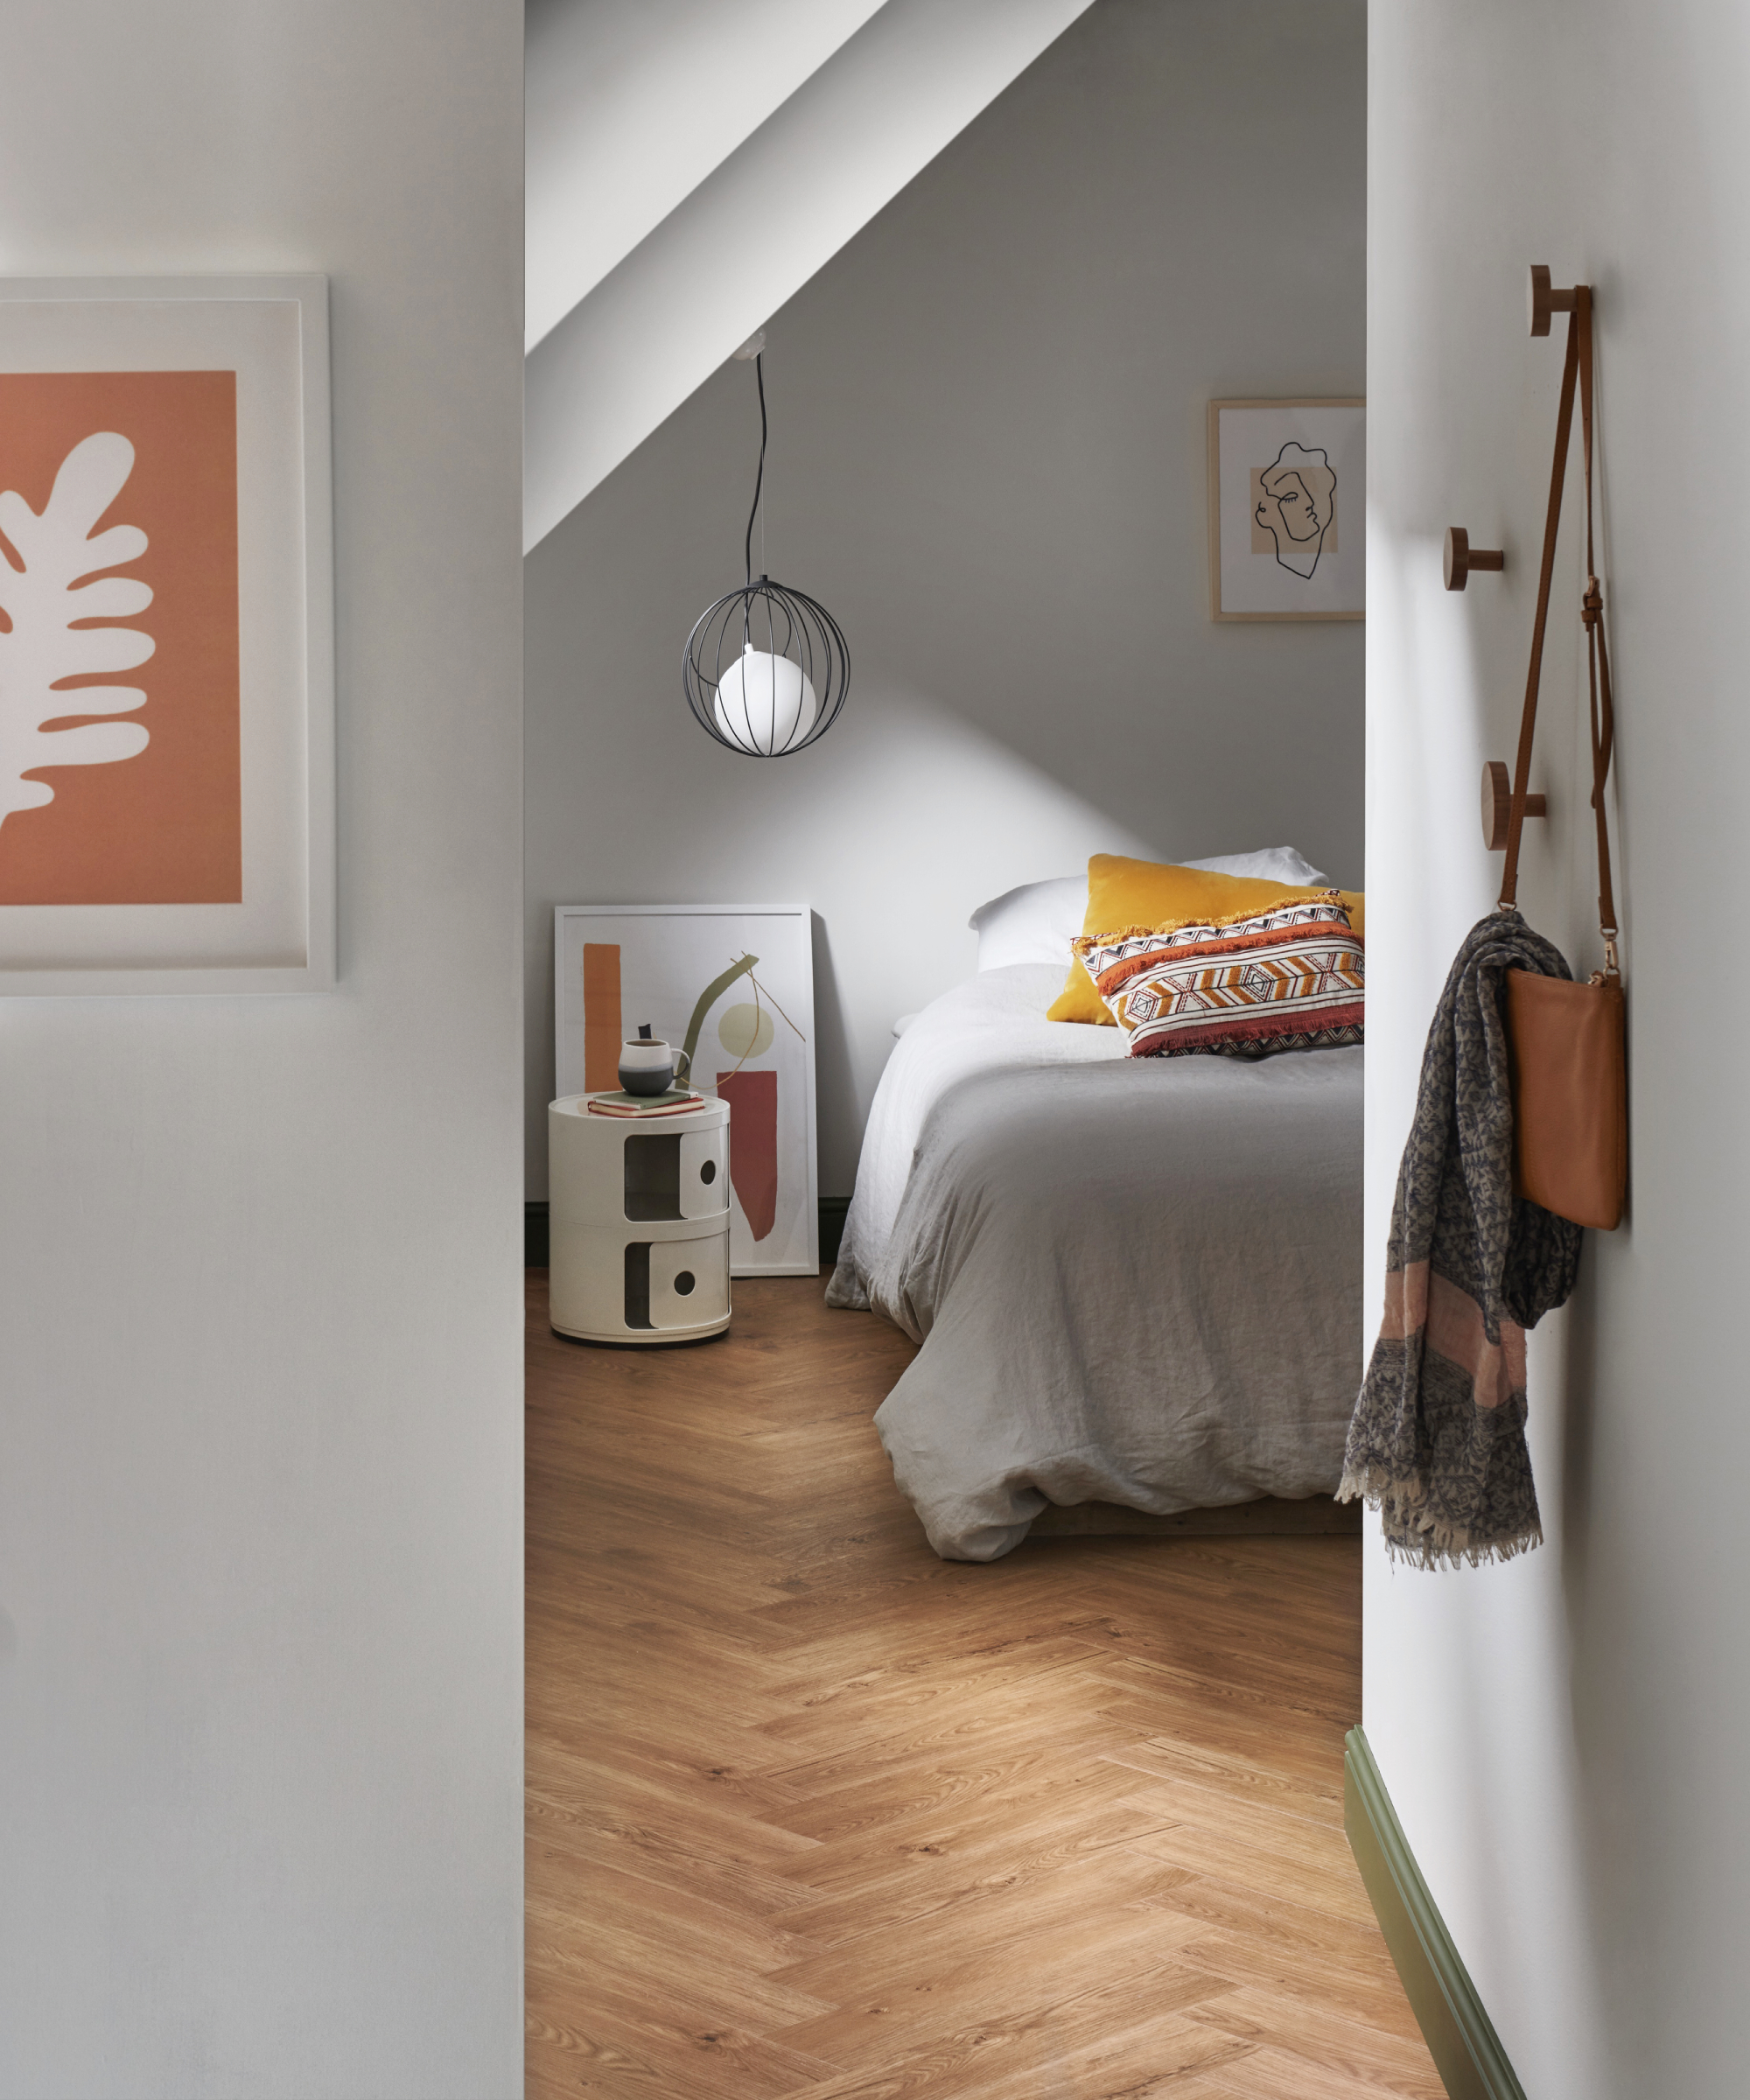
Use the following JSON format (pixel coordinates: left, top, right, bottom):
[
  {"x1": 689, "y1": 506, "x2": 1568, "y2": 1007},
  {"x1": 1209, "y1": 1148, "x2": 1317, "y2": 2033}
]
[{"x1": 1073, "y1": 891, "x2": 1364, "y2": 1059}]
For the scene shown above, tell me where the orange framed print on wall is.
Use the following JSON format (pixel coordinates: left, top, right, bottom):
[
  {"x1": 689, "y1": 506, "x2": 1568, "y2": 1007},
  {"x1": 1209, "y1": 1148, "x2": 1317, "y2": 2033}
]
[{"x1": 0, "y1": 276, "x2": 333, "y2": 993}]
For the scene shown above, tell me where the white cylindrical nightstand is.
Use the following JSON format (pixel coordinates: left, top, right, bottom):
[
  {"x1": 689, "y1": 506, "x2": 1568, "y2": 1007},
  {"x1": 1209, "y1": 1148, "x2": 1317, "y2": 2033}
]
[{"x1": 548, "y1": 1094, "x2": 732, "y2": 1344}]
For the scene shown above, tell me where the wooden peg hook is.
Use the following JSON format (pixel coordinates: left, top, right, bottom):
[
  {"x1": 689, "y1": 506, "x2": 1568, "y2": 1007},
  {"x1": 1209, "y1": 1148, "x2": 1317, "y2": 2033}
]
[
  {"x1": 1482, "y1": 761, "x2": 1547, "y2": 850},
  {"x1": 1527, "y1": 264, "x2": 1580, "y2": 337},
  {"x1": 1445, "y1": 527, "x2": 1505, "y2": 591}
]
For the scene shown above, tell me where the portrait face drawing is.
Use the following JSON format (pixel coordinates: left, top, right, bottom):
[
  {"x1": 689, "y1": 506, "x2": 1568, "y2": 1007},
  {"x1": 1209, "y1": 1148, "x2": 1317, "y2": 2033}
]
[{"x1": 1252, "y1": 441, "x2": 1336, "y2": 580}]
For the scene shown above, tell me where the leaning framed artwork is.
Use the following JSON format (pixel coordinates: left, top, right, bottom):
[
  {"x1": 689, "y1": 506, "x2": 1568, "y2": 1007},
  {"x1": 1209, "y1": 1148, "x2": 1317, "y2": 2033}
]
[
  {"x1": 0, "y1": 276, "x2": 334, "y2": 993},
  {"x1": 1208, "y1": 398, "x2": 1365, "y2": 621},
  {"x1": 555, "y1": 903, "x2": 819, "y2": 1276}
]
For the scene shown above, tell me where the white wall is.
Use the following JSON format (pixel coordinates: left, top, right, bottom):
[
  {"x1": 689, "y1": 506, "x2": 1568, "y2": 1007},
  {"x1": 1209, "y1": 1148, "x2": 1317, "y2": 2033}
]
[
  {"x1": 0, "y1": 7, "x2": 525, "y2": 2096},
  {"x1": 526, "y1": 0, "x2": 1367, "y2": 1198},
  {"x1": 1367, "y1": 4, "x2": 1750, "y2": 2093}
]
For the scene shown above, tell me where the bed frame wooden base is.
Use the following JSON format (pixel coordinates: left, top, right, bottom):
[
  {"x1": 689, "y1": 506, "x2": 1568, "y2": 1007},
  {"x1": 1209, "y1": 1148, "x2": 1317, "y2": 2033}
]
[{"x1": 1028, "y1": 1494, "x2": 1360, "y2": 1540}]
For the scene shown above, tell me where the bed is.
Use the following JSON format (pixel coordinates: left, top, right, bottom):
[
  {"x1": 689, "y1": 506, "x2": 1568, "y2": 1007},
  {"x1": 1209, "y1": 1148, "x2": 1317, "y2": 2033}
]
[{"x1": 827, "y1": 858, "x2": 1365, "y2": 1561}]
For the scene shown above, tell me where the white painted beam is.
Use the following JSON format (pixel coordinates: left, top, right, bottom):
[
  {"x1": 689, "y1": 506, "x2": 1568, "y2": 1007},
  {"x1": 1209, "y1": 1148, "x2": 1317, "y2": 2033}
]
[
  {"x1": 526, "y1": 0, "x2": 888, "y2": 353},
  {"x1": 524, "y1": 0, "x2": 1095, "y2": 552}
]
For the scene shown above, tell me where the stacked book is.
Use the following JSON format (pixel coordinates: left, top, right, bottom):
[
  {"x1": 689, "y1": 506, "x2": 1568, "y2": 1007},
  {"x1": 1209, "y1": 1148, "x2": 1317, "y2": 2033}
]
[{"x1": 585, "y1": 1088, "x2": 706, "y2": 1120}]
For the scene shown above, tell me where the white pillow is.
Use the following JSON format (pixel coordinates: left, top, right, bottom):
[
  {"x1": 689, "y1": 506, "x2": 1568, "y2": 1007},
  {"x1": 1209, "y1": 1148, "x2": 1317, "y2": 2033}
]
[
  {"x1": 1188, "y1": 844, "x2": 1329, "y2": 886},
  {"x1": 968, "y1": 875, "x2": 1087, "y2": 971},
  {"x1": 968, "y1": 848, "x2": 1330, "y2": 970}
]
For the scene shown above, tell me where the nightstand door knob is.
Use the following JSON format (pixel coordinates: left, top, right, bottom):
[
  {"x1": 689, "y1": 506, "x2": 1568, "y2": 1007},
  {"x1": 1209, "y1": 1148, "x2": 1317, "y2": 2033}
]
[{"x1": 680, "y1": 1126, "x2": 730, "y2": 1217}]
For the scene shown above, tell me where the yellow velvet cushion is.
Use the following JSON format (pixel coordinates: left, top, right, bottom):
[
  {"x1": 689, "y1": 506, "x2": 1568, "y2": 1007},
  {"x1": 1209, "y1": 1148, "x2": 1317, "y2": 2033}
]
[{"x1": 1047, "y1": 854, "x2": 1367, "y2": 1024}]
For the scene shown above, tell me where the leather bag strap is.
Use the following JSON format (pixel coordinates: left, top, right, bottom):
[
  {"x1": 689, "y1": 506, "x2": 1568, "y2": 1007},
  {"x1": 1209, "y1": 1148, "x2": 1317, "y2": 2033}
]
[
  {"x1": 1578, "y1": 293, "x2": 1619, "y2": 959},
  {"x1": 1497, "y1": 287, "x2": 1620, "y2": 974}
]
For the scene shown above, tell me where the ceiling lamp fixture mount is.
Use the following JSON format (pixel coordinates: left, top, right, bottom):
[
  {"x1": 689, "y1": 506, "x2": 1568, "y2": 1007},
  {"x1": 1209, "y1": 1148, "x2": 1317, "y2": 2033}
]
[{"x1": 683, "y1": 332, "x2": 849, "y2": 756}]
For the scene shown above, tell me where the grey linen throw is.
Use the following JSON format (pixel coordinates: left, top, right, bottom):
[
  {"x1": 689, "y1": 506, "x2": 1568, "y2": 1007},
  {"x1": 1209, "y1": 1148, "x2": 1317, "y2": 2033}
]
[{"x1": 1340, "y1": 910, "x2": 1582, "y2": 1567}]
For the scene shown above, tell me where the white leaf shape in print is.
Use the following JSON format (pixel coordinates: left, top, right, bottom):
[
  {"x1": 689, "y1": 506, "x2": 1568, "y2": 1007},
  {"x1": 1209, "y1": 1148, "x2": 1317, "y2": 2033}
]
[{"x1": 0, "y1": 430, "x2": 155, "y2": 830}]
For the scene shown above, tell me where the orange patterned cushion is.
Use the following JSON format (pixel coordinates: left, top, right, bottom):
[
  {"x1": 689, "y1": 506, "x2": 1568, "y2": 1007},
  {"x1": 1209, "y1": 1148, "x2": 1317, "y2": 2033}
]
[
  {"x1": 1073, "y1": 892, "x2": 1364, "y2": 1059},
  {"x1": 1047, "y1": 854, "x2": 1366, "y2": 1024}
]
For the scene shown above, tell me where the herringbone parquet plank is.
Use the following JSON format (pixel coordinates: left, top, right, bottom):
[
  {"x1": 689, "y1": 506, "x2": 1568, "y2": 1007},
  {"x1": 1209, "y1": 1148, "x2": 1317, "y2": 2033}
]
[{"x1": 526, "y1": 1271, "x2": 1438, "y2": 2099}]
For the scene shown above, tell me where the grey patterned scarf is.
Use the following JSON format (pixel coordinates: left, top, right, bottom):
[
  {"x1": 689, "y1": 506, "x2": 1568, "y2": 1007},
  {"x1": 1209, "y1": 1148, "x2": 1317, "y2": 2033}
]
[{"x1": 1340, "y1": 909, "x2": 1582, "y2": 1567}]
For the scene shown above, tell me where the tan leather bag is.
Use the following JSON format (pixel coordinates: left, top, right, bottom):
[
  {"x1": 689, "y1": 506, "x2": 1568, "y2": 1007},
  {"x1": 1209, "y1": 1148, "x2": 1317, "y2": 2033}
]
[
  {"x1": 1498, "y1": 286, "x2": 1628, "y2": 1231},
  {"x1": 1505, "y1": 970, "x2": 1626, "y2": 1228}
]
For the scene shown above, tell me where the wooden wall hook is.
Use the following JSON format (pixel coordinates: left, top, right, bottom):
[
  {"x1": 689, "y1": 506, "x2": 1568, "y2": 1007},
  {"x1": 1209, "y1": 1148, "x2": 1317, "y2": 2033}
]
[
  {"x1": 1482, "y1": 760, "x2": 1547, "y2": 849},
  {"x1": 1528, "y1": 263, "x2": 1580, "y2": 337},
  {"x1": 1445, "y1": 527, "x2": 1505, "y2": 592}
]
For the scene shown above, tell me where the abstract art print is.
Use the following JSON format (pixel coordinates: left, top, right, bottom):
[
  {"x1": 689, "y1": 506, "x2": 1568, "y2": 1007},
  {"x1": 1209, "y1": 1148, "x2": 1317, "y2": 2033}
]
[
  {"x1": 0, "y1": 277, "x2": 333, "y2": 993},
  {"x1": 1208, "y1": 398, "x2": 1365, "y2": 620},
  {"x1": 556, "y1": 904, "x2": 819, "y2": 1275}
]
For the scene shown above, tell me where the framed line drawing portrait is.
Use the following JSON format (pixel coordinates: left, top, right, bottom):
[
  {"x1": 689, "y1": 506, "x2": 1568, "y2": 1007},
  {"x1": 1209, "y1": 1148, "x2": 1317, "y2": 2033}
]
[
  {"x1": 556, "y1": 903, "x2": 819, "y2": 1277},
  {"x1": 0, "y1": 276, "x2": 334, "y2": 994},
  {"x1": 1208, "y1": 398, "x2": 1365, "y2": 621}
]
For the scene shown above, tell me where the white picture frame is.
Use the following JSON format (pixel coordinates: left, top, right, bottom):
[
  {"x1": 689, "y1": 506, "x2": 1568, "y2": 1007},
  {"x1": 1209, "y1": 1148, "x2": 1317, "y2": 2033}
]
[
  {"x1": 555, "y1": 903, "x2": 819, "y2": 1277},
  {"x1": 1208, "y1": 397, "x2": 1365, "y2": 621},
  {"x1": 0, "y1": 275, "x2": 334, "y2": 994}
]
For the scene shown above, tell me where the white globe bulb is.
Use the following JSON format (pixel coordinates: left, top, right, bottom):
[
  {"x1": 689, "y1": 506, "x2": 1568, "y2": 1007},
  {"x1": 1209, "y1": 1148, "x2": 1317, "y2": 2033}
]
[{"x1": 713, "y1": 646, "x2": 819, "y2": 754}]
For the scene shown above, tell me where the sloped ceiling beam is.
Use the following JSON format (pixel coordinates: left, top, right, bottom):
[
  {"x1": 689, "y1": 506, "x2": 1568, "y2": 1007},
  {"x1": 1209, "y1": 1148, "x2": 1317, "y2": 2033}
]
[
  {"x1": 525, "y1": 0, "x2": 889, "y2": 354},
  {"x1": 524, "y1": 0, "x2": 1095, "y2": 553}
]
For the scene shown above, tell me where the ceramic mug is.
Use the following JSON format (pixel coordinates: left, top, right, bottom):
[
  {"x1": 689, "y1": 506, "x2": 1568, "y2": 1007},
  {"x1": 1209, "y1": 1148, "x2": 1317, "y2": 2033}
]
[{"x1": 618, "y1": 1033, "x2": 692, "y2": 1096}]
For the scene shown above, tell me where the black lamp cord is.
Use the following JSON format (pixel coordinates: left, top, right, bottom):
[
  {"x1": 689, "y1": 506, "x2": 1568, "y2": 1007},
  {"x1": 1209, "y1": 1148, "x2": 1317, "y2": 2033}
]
[{"x1": 744, "y1": 352, "x2": 767, "y2": 589}]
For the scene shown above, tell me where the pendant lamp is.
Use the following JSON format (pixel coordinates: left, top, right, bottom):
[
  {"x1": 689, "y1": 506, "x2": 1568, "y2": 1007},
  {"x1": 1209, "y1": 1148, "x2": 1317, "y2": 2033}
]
[{"x1": 683, "y1": 336, "x2": 849, "y2": 756}]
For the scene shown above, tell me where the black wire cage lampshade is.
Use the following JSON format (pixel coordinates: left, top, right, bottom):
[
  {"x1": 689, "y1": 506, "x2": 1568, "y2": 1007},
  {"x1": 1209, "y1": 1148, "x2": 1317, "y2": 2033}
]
[{"x1": 683, "y1": 340, "x2": 849, "y2": 756}]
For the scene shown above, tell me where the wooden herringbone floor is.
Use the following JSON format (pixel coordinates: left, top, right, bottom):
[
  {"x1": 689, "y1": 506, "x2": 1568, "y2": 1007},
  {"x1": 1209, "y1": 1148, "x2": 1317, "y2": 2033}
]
[{"x1": 526, "y1": 1270, "x2": 1439, "y2": 2099}]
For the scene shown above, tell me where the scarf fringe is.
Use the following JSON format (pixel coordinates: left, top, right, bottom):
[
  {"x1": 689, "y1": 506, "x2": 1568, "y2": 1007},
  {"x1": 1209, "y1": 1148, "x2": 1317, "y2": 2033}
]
[{"x1": 1337, "y1": 1463, "x2": 1544, "y2": 1573}]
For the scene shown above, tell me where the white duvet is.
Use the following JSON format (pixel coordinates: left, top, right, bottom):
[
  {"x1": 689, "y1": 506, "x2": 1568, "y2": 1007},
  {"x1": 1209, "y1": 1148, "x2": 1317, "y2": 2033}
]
[
  {"x1": 827, "y1": 964, "x2": 1127, "y2": 1305},
  {"x1": 827, "y1": 965, "x2": 1364, "y2": 1558}
]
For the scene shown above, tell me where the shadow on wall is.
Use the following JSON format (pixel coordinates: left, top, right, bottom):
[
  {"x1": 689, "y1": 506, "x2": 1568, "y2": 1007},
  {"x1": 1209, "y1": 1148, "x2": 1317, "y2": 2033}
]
[{"x1": 522, "y1": 661, "x2": 1162, "y2": 1200}]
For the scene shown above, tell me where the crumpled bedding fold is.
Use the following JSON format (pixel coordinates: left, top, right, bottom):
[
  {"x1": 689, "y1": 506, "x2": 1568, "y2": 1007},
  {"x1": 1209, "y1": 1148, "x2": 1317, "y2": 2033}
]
[{"x1": 828, "y1": 970, "x2": 1364, "y2": 1560}]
